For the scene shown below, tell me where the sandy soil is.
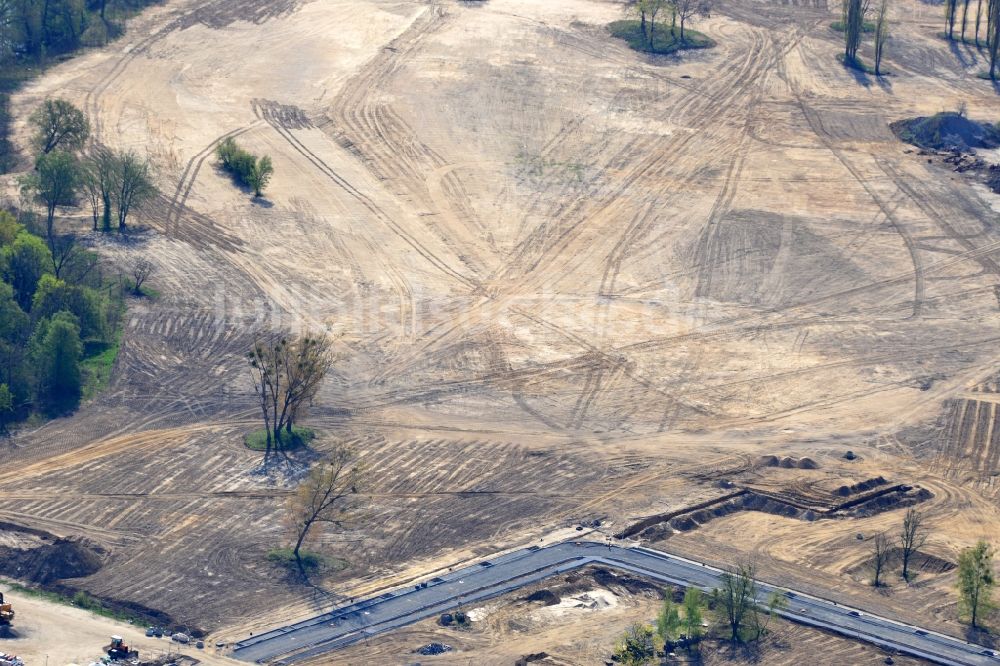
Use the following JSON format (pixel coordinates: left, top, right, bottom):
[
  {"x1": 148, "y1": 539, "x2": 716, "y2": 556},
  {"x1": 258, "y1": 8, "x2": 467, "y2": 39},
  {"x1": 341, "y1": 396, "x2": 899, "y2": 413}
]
[
  {"x1": 0, "y1": 582, "x2": 238, "y2": 665},
  {"x1": 0, "y1": 0, "x2": 996, "y2": 653}
]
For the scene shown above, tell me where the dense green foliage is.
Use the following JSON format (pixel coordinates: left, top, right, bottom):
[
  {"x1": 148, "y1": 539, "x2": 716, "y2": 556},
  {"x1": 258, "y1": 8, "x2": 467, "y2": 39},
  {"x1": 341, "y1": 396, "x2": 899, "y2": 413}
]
[
  {"x1": 957, "y1": 540, "x2": 995, "y2": 628},
  {"x1": 216, "y1": 137, "x2": 274, "y2": 197},
  {"x1": 0, "y1": 209, "x2": 124, "y2": 420},
  {"x1": 0, "y1": 1, "x2": 158, "y2": 173}
]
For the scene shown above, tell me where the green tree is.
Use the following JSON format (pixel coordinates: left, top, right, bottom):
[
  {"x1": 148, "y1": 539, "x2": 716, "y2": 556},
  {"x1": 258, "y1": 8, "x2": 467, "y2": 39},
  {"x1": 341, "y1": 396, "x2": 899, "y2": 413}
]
[
  {"x1": 656, "y1": 594, "x2": 681, "y2": 644},
  {"x1": 957, "y1": 540, "x2": 996, "y2": 629},
  {"x1": 0, "y1": 383, "x2": 12, "y2": 433},
  {"x1": 28, "y1": 98, "x2": 89, "y2": 155},
  {"x1": 31, "y1": 273, "x2": 100, "y2": 338},
  {"x1": 247, "y1": 155, "x2": 274, "y2": 197},
  {"x1": 19, "y1": 150, "x2": 79, "y2": 251},
  {"x1": 613, "y1": 622, "x2": 656, "y2": 665},
  {"x1": 0, "y1": 210, "x2": 23, "y2": 246},
  {"x1": 32, "y1": 310, "x2": 83, "y2": 413},
  {"x1": 715, "y1": 559, "x2": 758, "y2": 643},
  {"x1": 0, "y1": 281, "x2": 28, "y2": 343},
  {"x1": 682, "y1": 587, "x2": 705, "y2": 646},
  {"x1": 2, "y1": 231, "x2": 53, "y2": 310}
]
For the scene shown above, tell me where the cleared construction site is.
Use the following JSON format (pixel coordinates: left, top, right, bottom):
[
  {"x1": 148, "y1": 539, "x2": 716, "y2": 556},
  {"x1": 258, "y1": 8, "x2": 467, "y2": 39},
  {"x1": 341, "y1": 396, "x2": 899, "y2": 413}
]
[{"x1": 0, "y1": 0, "x2": 999, "y2": 662}]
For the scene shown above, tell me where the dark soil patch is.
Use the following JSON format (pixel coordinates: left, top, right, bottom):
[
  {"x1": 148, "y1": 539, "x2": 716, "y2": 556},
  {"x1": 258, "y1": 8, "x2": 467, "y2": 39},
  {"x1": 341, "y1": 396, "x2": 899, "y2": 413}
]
[
  {"x1": 415, "y1": 643, "x2": 453, "y2": 655},
  {"x1": 0, "y1": 533, "x2": 104, "y2": 584},
  {"x1": 591, "y1": 567, "x2": 666, "y2": 597},
  {"x1": 522, "y1": 589, "x2": 560, "y2": 605},
  {"x1": 891, "y1": 112, "x2": 1000, "y2": 152},
  {"x1": 516, "y1": 653, "x2": 550, "y2": 666},
  {"x1": 848, "y1": 547, "x2": 955, "y2": 578}
]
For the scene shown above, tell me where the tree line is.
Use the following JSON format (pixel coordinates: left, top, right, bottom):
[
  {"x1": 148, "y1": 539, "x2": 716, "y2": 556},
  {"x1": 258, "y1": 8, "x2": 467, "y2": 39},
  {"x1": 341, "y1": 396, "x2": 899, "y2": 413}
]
[
  {"x1": 0, "y1": 0, "x2": 158, "y2": 63},
  {"x1": 613, "y1": 512, "x2": 995, "y2": 664},
  {"x1": 842, "y1": 0, "x2": 891, "y2": 75},
  {"x1": 943, "y1": 0, "x2": 1000, "y2": 78},
  {"x1": 0, "y1": 98, "x2": 158, "y2": 429}
]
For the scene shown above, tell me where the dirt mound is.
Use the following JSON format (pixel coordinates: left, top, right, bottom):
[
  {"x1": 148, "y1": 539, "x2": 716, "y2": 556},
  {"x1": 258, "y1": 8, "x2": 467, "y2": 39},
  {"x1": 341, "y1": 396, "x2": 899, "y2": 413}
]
[
  {"x1": 515, "y1": 653, "x2": 550, "y2": 666},
  {"x1": 849, "y1": 547, "x2": 955, "y2": 578},
  {"x1": 759, "y1": 455, "x2": 820, "y2": 469},
  {"x1": 0, "y1": 526, "x2": 104, "y2": 584},
  {"x1": 415, "y1": 643, "x2": 453, "y2": 655},
  {"x1": 523, "y1": 589, "x2": 560, "y2": 605},
  {"x1": 891, "y1": 113, "x2": 1000, "y2": 151},
  {"x1": 837, "y1": 476, "x2": 888, "y2": 496},
  {"x1": 846, "y1": 487, "x2": 932, "y2": 518}
]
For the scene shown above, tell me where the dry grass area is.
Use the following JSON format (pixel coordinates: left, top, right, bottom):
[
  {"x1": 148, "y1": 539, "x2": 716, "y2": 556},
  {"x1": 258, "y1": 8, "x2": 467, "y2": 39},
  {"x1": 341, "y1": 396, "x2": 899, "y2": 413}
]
[{"x1": 0, "y1": 0, "x2": 997, "y2": 657}]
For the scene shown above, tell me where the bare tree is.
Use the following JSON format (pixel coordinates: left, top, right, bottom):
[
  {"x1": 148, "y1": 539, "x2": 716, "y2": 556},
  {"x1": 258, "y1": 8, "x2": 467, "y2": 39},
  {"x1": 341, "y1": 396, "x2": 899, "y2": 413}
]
[
  {"x1": 81, "y1": 149, "x2": 117, "y2": 232},
  {"x1": 871, "y1": 532, "x2": 893, "y2": 587},
  {"x1": 946, "y1": 0, "x2": 960, "y2": 39},
  {"x1": 672, "y1": 0, "x2": 711, "y2": 42},
  {"x1": 287, "y1": 447, "x2": 363, "y2": 575},
  {"x1": 874, "y1": 0, "x2": 890, "y2": 75},
  {"x1": 50, "y1": 234, "x2": 81, "y2": 279},
  {"x1": 844, "y1": 0, "x2": 871, "y2": 65},
  {"x1": 899, "y1": 508, "x2": 928, "y2": 582},
  {"x1": 114, "y1": 151, "x2": 156, "y2": 233},
  {"x1": 988, "y1": 0, "x2": 1000, "y2": 79},
  {"x1": 126, "y1": 257, "x2": 153, "y2": 296},
  {"x1": 248, "y1": 334, "x2": 333, "y2": 457}
]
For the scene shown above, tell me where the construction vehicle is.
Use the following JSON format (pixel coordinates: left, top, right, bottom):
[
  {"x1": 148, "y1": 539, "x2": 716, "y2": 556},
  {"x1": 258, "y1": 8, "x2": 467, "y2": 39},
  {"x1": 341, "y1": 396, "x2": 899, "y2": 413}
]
[
  {"x1": 0, "y1": 593, "x2": 13, "y2": 626},
  {"x1": 105, "y1": 636, "x2": 138, "y2": 661}
]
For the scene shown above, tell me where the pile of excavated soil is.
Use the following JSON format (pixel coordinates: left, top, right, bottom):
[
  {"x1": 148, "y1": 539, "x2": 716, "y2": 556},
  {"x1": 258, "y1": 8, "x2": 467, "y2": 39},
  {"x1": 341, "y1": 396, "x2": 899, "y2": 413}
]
[
  {"x1": 891, "y1": 112, "x2": 1000, "y2": 151},
  {"x1": 0, "y1": 524, "x2": 104, "y2": 584}
]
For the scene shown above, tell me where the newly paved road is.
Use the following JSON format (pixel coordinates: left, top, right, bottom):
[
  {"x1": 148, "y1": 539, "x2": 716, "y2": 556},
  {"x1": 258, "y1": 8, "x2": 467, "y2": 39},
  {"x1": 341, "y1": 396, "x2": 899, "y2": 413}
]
[{"x1": 233, "y1": 542, "x2": 998, "y2": 665}]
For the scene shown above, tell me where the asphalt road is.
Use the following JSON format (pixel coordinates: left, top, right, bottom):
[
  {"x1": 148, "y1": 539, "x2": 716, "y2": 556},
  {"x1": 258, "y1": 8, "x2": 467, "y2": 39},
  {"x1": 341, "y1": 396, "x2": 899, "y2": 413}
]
[{"x1": 232, "y1": 542, "x2": 999, "y2": 665}]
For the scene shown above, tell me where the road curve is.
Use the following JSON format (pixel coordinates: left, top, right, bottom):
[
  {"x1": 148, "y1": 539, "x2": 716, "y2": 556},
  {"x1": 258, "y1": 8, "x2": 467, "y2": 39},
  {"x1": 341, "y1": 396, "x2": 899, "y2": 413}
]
[{"x1": 232, "y1": 542, "x2": 998, "y2": 665}]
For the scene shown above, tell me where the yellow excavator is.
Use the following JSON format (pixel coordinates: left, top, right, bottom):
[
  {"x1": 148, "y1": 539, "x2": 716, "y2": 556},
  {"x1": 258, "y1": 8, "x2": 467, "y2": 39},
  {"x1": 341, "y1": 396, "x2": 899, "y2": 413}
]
[{"x1": 0, "y1": 592, "x2": 13, "y2": 626}]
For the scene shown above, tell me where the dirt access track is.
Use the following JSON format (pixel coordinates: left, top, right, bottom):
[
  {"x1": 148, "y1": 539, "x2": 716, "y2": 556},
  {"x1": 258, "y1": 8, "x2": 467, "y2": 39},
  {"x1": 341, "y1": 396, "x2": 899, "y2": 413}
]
[{"x1": 1, "y1": 0, "x2": 999, "y2": 651}]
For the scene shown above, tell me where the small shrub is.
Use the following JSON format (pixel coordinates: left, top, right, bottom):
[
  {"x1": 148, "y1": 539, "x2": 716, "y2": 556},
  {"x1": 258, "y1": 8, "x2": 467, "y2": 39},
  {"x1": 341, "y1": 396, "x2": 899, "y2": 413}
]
[{"x1": 216, "y1": 138, "x2": 274, "y2": 197}]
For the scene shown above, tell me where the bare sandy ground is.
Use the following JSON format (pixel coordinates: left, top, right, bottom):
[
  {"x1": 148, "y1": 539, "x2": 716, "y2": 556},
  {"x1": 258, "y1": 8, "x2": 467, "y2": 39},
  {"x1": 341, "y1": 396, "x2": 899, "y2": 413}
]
[
  {"x1": 0, "y1": 0, "x2": 997, "y2": 654},
  {"x1": 0, "y1": 582, "x2": 238, "y2": 665}
]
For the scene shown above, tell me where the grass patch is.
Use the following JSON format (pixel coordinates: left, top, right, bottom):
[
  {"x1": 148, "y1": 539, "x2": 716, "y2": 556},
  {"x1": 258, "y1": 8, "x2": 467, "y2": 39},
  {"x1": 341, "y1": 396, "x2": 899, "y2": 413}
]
[
  {"x1": 1, "y1": 579, "x2": 146, "y2": 625},
  {"x1": 840, "y1": 54, "x2": 878, "y2": 74},
  {"x1": 976, "y1": 71, "x2": 999, "y2": 80},
  {"x1": 244, "y1": 426, "x2": 315, "y2": 451},
  {"x1": 608, "y1": 20, "x2": 715, "y2": 55},
  {"x1": 830, "y1": 20, "x2": 876, "y2": 32},
  {"x1": 120, "y1": 277, "x2": 160, "y2": 300},
  {"x1": 267, "y1": 548, "x2": 348, "y2": 574},
  {"x1": 81, "y1": 329, "x2": 123, "y2": 402}
]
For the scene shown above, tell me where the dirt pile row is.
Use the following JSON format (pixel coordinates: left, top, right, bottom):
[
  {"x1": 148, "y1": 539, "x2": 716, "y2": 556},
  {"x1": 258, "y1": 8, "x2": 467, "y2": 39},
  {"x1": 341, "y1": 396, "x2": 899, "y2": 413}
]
[{"x1": 757, "y1": 455, "x2": 819, "y2": 469}]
